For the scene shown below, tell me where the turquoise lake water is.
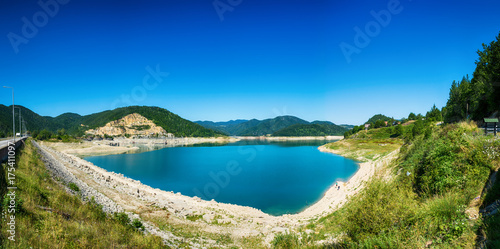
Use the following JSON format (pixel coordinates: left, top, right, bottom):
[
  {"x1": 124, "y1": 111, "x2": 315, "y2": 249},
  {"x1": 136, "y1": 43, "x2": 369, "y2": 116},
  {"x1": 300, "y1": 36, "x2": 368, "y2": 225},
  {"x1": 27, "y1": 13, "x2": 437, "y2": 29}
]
[{"x1": 85, "y1": 140, "x2": 359, "y2": 216}]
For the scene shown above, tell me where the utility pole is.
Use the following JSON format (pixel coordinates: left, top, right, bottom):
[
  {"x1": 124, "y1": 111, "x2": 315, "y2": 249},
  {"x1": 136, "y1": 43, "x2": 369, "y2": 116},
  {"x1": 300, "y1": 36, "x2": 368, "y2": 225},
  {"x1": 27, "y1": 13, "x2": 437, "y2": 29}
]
[
  {"x1": 15, "y1": 107, "x2": 21, "y2": 137},
  {"x1": 3, "y1": 86, "x2": 15, "y2": 142}
]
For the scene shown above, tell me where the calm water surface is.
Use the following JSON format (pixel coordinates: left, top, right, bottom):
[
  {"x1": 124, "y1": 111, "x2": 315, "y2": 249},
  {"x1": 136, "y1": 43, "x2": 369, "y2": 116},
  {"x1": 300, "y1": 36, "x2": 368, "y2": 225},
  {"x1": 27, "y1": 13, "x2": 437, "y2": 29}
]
[{"x1": 85, "y1": 140, "x2": 358, "y2": 216}]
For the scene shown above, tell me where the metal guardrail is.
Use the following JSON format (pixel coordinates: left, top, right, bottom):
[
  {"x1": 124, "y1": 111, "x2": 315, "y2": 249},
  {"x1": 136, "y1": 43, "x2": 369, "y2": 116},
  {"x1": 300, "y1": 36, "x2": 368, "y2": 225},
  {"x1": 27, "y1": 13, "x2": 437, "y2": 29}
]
[{"x1": 0, "y1": 137, "x2": 27, "y2": 163}]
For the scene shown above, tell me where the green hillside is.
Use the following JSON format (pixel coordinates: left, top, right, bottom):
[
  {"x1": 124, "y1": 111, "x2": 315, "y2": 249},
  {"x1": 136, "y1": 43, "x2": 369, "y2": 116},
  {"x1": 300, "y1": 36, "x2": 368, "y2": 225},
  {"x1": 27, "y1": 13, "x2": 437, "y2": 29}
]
[
  {"x1": 0, "y1": 105, "x2": 224, "y2": 138},
  {"x1": 195, "y1": 116, "x2": 311, "y2": 136},
  {"x1": 365, "y1": 114, "x2": 392, "y2": 124},
  {"x1": 196, "y1": 116, "x2": 352, "y2": 136},
  {"x1": 79, "y1": 106, "x2": 224, "y2": 137},
  {"x1": 194, "y1": 119, "x2": 250, "y2": 135},
  {"x1": 239, "y1": 116, "x2": 309, "y2": 136},
  {"x1": 0, "y1": 105, "x2": 56, "y2": 137},
  {"x1": 271, "y1": 123, "x2": 348, "y2": 136}
]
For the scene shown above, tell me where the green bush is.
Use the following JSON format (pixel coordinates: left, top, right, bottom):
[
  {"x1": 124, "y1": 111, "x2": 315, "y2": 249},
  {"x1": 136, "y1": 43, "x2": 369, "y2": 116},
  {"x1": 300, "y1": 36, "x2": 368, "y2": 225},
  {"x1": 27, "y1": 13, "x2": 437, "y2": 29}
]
[
  {"x1": 421, "y1": 193, "x2": 469, "y2": 243},
  {"x1": 113, "y1": 212, "x2": 130, "y2": 226},
  {"x1": 341, "y1": 179, "x2": 418, "y2": 242},
  {"x1": 272, "y1": 233, "x2": 300, "y2": 249},
  {"x1": 68, "y1": 182, "x2": 79, "y2": 192},
  {"x1": 132, "y1": 218, "x2": 145, "y2": 230}
]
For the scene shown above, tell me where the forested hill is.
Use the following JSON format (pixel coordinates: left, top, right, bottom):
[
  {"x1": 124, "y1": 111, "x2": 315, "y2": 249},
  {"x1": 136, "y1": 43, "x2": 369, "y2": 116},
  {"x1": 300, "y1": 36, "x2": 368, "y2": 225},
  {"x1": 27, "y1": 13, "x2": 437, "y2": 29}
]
[
  {"x1": 196, "y1": 116, "x2": 350, "y2": 136},
  {"x1": 194, "y1": 119, "x2": 249, "y2": 134},
  {"x1": 271, "y1": 123, "x2": 348, "y2": 136},
  {"x1": 239, "y1": 116, "x2": 310, "y2": 136},
  {"x1": 0, "y1": 105, "x2": 224, "y2": 137},
  {"x1": 365, "y1": 114, "x2": 392, "y2": 124},
  {"x1": 196, "y1": 116, "x2": 309, "y2": 136}
]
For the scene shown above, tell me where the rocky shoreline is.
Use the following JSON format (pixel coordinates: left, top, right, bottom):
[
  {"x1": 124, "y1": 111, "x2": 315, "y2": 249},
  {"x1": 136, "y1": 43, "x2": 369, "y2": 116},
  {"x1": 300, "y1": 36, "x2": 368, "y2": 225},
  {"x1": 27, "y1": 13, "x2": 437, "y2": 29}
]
[
  {"x1": 35, "y1": 137, "x2": 399, "y2": 247},
  {"x1": 32, "y1": 140, "x2": 190, "y2": 248}
]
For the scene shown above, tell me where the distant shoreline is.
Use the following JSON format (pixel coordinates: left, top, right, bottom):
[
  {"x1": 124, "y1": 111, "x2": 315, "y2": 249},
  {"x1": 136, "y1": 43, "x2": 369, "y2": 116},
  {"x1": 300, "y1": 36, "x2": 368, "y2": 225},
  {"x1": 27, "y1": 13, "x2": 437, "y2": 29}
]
[
  {"x1": 45, "y1": 136, "x2": 344, "y2": 157},
  {"x1": 236, "y1": 135, "x2": 344, "y2": 141}
]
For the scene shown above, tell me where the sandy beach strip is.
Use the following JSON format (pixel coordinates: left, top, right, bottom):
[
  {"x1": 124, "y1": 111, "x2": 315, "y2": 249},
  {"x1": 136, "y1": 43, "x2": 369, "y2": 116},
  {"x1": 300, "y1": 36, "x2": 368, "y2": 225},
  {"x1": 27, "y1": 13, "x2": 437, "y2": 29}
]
[{"x1": 292, "y1": 145, "x2": 400, "y2": 218}]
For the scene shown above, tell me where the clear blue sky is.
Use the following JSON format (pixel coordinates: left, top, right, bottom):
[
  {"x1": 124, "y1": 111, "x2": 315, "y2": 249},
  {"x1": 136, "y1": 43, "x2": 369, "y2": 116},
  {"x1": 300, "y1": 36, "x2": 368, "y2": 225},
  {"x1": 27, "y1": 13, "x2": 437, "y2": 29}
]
[{"x1": 1, "y1": 0, "x2": 499, "y2": 125}]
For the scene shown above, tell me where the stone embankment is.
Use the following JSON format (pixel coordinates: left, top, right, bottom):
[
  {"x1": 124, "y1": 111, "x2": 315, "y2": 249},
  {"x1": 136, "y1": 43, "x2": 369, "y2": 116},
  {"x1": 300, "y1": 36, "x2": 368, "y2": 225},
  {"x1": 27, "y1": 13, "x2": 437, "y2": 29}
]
[{"x1": 32, "y1": 140, "x2": 190, "y2": 247}]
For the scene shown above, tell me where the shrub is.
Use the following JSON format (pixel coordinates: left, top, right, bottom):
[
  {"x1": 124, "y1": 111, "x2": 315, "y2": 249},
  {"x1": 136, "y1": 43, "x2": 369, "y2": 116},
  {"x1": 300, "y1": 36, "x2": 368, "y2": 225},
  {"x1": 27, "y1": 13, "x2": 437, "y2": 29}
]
[
  {"x1": 113, "y1": 212, "x2": 130, "y2": 226},
  {"x1": 421, "y1": 193, "x2": 469, "y2": 243},
  {"x1": 272, "y1": 233, "x2": 300, "y2": 249},
  {"x1": 341, "y1": 179, "x2": 418, "y2": 242},
  {"x1": 132, "y1": 218, "x2": 145, "y2": 230},
  {"x1": 186, "y1": 214, "x2": 203, "y2": 222},
  {"x1": 68, "y1": 182, "x2": 80, "y2": 192}
]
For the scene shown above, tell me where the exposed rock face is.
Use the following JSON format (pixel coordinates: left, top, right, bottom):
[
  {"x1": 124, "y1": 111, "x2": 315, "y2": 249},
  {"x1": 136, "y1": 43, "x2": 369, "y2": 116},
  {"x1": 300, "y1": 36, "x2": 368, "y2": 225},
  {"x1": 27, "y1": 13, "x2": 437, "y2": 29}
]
[{"x1": 85, "y1": 113, "x2": 167, "y2": 137}]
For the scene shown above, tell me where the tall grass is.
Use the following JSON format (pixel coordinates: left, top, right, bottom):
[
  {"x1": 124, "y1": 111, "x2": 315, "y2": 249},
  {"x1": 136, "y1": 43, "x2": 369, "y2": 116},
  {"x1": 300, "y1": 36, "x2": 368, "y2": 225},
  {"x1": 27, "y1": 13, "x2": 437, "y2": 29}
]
[{"x1": 0, "y1": 139, "x2": 166, "y2": 248}]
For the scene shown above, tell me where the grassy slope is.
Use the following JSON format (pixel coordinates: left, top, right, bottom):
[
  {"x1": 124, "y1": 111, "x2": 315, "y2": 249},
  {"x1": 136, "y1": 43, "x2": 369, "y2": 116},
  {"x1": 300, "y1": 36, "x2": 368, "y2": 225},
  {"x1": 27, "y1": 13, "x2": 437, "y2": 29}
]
[
  {"x1": 325, "y1": 127, "x2": 404, "y2": 162},
  {"x1": 273, "y1": 122, "x2": 500, "y2": 249},
  {"x1": 0, "y1": 139, "x2": 165, "y2": 248}
]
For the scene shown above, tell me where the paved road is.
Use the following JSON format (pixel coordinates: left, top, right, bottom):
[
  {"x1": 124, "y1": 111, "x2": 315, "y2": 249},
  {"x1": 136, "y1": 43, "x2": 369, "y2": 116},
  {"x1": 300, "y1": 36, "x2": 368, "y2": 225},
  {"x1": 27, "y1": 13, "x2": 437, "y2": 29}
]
[{"x1": 0, "y1": 137, "x2": 28, "y2": 149}]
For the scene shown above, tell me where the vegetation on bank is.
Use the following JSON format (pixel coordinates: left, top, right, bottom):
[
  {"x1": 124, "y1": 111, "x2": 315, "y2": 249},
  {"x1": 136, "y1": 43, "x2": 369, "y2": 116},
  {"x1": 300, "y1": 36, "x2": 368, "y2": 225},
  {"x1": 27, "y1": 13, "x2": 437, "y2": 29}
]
[
  {"x1": 271, "y1": 32, "x2": 500, "y2": 249},
  {"x1": 0, "y1": 139, "x2": 165, "y2": 248},
  {"x1": 272, "y1": 121, "x2": 499, "y2": 248},
  {"x1": 326, "y1": 127, "x2": 404, "y2": 162}
]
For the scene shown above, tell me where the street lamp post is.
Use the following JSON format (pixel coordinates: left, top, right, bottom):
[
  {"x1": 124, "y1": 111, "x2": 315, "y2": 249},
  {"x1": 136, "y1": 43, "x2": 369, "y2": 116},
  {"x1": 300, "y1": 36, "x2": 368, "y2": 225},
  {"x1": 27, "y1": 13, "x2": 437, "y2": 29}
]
[{"x1": 3, "y1": 86, "x2": 15, "y2": 143}]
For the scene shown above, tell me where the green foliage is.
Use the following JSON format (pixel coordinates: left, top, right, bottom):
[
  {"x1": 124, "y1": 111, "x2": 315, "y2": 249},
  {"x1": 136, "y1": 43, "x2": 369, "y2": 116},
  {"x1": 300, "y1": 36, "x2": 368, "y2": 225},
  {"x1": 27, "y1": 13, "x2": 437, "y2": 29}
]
[
  {"x1": 342, "y1": 179, "x2": 418, "y2": 242},
  {"x1": 2, "y1": 193, "x2": 25, "y2": 215},
  {"x1": 131, "y1": 125, "x2": 151, "y2": 131},
  {"x1": 411, "y1": 119, "x2": 425, "y2": 138},
  {"x1": 68, "y1": 182, "x2": 80, "y2": 192},
  {"x1": 365, "y1": 114, "x2": 392, "y2": 124},
  {"x1": 272, "y1": 233, "x2": 300, "y2": 249},
  {"x1": 197, "y1": 116, "x2": 347, "y2": 136},
  {"x1": 271, "y1": 123, "x2": 347, "y2": 136},
  {"x1": 400, "y1": 122, "x2": 491, "y2": 198},
  {"x1": 394, "y1": 124, "x2": 403, "y2": 137},
  {"x1": 444, "y1": 77, "x2": 473, "y2": 122},
  {"x1": 483, "y1": 213, "x2": 500, "y2": 248},
  {"x1": 36, "y1": 129, "x2": 53, "y2": 140},
  {"x1": 426, "y1": 104, "x2": 443, "y2": 122},
  {"x1": 0, "y1": 105, "x2": 224, "y2": 138},
  {"x1": 373, "y1": 119, "x2": 387, "y2": 128},
  {"x1": 113, "y1": 212, "x2": 131, "y2": 226},
  {"x1": 239, "y1": 116, "x2": 309, "y2": 136},
  {"x1": 132, "y1": 218, "x2": 145, "y2": 230},
  {"x1": 343, "y1": 125, "x2": 365, "y2": 138},
  {"x1": 444, "y1": 31, "x2": 500, "y2": 122},
  {"x1": 79, "y1": 106, "x2": 224, "y2": 137},
  {"x1": 186, "y1": 214, "x2": 203, "y2": 222},
  {"x1": 308, "y1": 122, "x2": 492, "y2": 248}
]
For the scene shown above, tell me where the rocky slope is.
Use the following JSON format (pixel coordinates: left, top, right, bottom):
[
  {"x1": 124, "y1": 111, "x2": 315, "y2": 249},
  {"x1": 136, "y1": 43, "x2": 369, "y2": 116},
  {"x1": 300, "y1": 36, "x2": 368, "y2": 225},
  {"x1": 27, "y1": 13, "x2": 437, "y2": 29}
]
[{"x1": 85, "y1": 113, "x2": 168, "y2": 137}]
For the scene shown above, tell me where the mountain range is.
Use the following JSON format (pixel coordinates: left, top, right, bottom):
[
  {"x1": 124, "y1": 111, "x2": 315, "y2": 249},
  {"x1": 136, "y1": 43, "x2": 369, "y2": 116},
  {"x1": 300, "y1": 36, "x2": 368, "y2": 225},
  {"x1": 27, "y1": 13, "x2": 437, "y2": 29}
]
[
  {"x1": 0, "y1": 105, "x2": 223, "y2": 137},
  {"x1": 195, "y1": 116, "x2": 349, "y2": 136},
  {"x1": 0, "y1": 105, "x2": 350, "y2": 138}
]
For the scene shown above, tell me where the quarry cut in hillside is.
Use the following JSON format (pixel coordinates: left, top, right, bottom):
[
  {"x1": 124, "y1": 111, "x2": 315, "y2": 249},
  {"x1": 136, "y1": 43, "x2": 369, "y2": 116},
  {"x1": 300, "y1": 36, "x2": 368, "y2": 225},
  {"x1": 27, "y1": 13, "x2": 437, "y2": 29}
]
[{"x1": 85, "y1": 113, "x2": 169, "y2": 137}]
